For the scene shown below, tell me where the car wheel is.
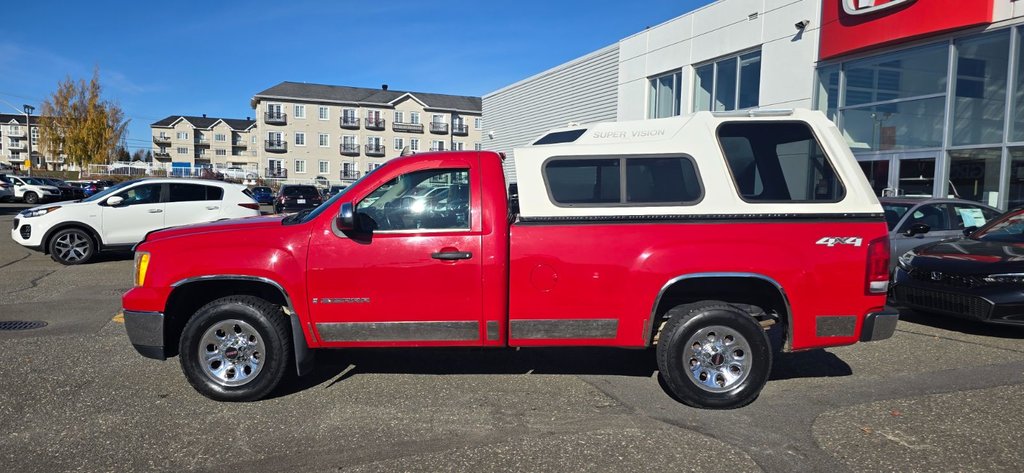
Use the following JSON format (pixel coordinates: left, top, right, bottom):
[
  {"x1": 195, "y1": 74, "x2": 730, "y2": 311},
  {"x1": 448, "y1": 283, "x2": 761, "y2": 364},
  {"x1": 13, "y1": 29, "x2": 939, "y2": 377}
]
[
  {"x1": 656, "y1": 302, "x2": 772, "y2": 409},
  {"x1": 23, "y1": 192, "x2": 39, "y2": 205},
  {"x1": 48, "y1": 228, "x2": 96, "y2": 265},
  {"x1": 179, "y1": 296, "x2": 292, "y2": 402}
]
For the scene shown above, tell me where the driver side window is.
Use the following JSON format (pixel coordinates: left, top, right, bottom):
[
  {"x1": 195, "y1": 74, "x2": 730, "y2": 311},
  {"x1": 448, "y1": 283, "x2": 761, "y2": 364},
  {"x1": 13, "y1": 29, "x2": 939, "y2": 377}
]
[
  {"x1": 899, "y1": 204, "x2": 950, "y2": 233},
  {"x1": 356, "y1": 169, "x2": 470, "y2": 231},
  {"x1": 116, "y1": 183, "x2": 162, "y2": 206}
]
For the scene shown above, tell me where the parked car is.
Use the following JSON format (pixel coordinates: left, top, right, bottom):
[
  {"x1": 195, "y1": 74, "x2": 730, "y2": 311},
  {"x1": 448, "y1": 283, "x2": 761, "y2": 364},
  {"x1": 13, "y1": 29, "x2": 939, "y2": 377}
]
[
  {"x1": 122, "y1": 110, "x2": 896, "y2": 407},
  {"x1": 39, "y1": 178, "x2": 86, "y2": 201},
  {"x1": 10, "y1": 178, "x2": 260, "y2": 265},
  {"x1": 274, "y1": 185, "x2": 322, "y2": 214},
  {"x1": 249, "y1": 186, "x2": 275, "y2": 205},
  {"x1": 881, "y1": 197, "x2": 1002, "y2": 268},
  {"x1": 2, "y1": 176, "x2": 62, "y2": 204},
  {"x1": 892, "y1": 207, "x2": 1024, "y2": 325},
  {"x1": 324, "y1": 185, "x2": 348, "y2": 199},
  {"x1": 66, "y1": 180, "x2": 103, "y2": 197},
  {"x1": 222, "y1": 167, "x2": 257, "y2": 180},
  {"x1": 0, "y1": 175, "x2": 13, "y2": 202}
]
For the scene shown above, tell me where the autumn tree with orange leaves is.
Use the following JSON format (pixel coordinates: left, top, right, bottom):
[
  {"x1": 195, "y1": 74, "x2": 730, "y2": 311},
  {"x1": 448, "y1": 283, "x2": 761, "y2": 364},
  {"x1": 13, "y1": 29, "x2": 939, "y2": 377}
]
[{"x1": 38, "y1": 68, "x2": 129, "y2": 172}]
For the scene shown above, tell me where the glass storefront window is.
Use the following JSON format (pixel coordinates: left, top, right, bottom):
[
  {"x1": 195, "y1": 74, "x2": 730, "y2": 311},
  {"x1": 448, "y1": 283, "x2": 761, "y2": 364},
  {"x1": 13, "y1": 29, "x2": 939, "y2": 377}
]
[
  {"x1": 858, "y1": 160, "x2": 889, "y2": 196},
  {"x1": 841, "y1": 96, "x2": 946, "y2": 151},
  {"x1": 816, "y1": 65, "x2": 840, "y2": 121},
  {"x1": 1007, "y1": 148, "x2": 1024, "y2": 208},
  {"x1": 949, "y1": 148, "x2": 1002, "y2": 207},
  {"x1": 952, "y1": 31, "x2": 1010, "y2": 146},
  {"x1": 843, "y1": 43, "x2": 948, "y2": 107},
  {"x1": 898, "y1": 157, "x2": 936, "y2": 197}
]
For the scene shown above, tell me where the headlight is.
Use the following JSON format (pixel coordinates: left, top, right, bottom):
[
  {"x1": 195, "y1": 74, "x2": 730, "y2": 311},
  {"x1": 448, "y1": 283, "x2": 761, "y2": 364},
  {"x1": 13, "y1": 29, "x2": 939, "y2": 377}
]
[
  {"x1": 19, "y1": 206, "x2": 61, "y2": 218},
  {"x1": 897, "y1": 250, "x2": 916, "y2": 271},
  {"x1": 983, "y1": 273, "x2": 1024, "y2": 284},
  {"x1": 134, "y1": 252, "x2": 151, "y2": 287}
]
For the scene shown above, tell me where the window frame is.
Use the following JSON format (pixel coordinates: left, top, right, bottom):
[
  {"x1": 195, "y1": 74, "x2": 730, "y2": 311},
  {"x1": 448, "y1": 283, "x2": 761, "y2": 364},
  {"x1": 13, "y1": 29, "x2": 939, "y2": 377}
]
[
  {"x1": 715, "y1": 120, "x2": 848, "y2": 204},
  {"x1": 541, "y1": 153, "x2": 705, "y2": 208},
  {"x1": 693, "y1": 49, "x2": 762, "y2": 112},
  {"x1": 294, "y1": 104, "x2": 306, "y2": 119},
  {"x1": 647, "y1": 70, "x2": 682, "y2": 118},
  {"x1": 295, "y1": 160, "x2": 307, "y2": 174},
  {"x1": 318, "y1": 106, "x2": 329, "y2": 121},
  {"x1": 355, "y1": 167, "x2": 473, "y2": 233},
  {"x1": 295, "y1": 131, "x2": 306, "y2": 147}
]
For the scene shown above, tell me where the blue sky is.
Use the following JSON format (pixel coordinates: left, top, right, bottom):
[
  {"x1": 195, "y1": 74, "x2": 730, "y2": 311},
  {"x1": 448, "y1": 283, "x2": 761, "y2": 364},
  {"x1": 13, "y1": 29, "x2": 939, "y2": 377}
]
[{"x1": 0, "y1": 1, "x2": 710, "y2": 153}]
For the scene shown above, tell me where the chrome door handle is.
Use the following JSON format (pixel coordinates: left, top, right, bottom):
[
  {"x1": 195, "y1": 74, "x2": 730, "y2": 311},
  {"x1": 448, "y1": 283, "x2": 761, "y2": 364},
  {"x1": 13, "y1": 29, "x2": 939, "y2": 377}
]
[
  {"x1": 431, "y1": 251, "x2": 472, "y2": 260},
  {"x1": 206, "y1": 206, "x2": 219, "y2": 210},
  {"x1": 148, "y1": 209, "x2": 163, "y2": 213}
]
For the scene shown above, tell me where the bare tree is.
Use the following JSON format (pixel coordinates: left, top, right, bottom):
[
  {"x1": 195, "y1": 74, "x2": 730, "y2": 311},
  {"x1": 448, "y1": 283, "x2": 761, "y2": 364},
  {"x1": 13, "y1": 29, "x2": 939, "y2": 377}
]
[{"x1": 38, "y1": 68, "x2": 130, "y2": 172}]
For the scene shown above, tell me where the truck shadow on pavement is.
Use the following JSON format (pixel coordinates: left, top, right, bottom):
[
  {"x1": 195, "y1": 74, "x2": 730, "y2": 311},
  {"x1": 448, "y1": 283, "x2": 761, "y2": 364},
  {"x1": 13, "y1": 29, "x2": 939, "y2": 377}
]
[
  {"x1": 896, "y1": 307, "x2": 1024, "y2": 339},
  {"x1": 270, "y1": 345, "x2": 852, "y2": 399}
]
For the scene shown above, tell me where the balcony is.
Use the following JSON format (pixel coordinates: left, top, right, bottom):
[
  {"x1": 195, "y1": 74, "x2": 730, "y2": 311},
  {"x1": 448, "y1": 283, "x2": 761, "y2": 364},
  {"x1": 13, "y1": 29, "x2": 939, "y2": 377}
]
[
  {"x1": 265, "y1": 112, "x2": 287, "y2": 125},
  {"x1": 430, "y1": 122, "x2": 449, "y2": 134},
  {"x1": 265, "y1": 140, "x2": 288, "y2": 153},
  {"x1": 340, "y1": 143, "x2": 360, "y2": 156},
  {"x1": 265, "y1": 167, "x2": 288, "y2": 179},
  {"x1": 232, "y1": 140, "x2": 247, "y2": 148},
  {"x1": 452, "y1": 123, "x2": 469, "y2": 136},
  {"x1": 6, "y1": 129, "x2": 25, "y2": 138},
  {"x1": 7, "y1": 141, "x2": 26, "y2": 150},
  {"x1": 365, "y1": 144, "x2": 385, "y2": 157},
  {"x1": 154, "y1": 151, "x2": 171, "y2": 160},
  {"x1": 340, "y1": 169, "x2": 361, "y2": 180},
  {"x1": 340, "y1": 116, "x2": 360, "y2": 129},
  {"x1": 194, "y1": 138, "x2": 210, "y2": 146},
  {"x1": 393, "y1": 122, "x2": 424, "y2": 133},
  {"x1": 153, "y1": 135, "x2": 171, "y2": 144},
  {"x1": 365, "y1": 117, "x2": 385, "y2": 131}
]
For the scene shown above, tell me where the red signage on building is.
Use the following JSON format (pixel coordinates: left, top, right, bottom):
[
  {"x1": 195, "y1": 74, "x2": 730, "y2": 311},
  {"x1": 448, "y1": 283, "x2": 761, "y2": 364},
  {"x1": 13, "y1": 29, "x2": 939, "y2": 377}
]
[{"x1": 820, "y1": 0, "x2": 995, "y2": 60}]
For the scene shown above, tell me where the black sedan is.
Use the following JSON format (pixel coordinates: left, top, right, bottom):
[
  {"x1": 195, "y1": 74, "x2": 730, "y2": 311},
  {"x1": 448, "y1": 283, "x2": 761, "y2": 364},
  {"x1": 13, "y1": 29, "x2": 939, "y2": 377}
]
[{"x1": 891, "y1": 208, "x2": 1024, "y2": 325}]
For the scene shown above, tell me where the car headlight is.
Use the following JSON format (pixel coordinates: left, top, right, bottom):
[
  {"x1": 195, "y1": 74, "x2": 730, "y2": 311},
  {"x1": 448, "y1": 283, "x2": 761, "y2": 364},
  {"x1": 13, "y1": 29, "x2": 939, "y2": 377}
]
[
  {"x1": 897, "y1": 250, "x2": 916, "y2": 271},
  {"x1": 19, "y1": 206, "x2": 61, "y2": 218},
  {"x1": 982, "y1": 273, "x2": 1024, "y2": 284},
  {"x1": 134, "y1": 252, "x2": 151, "y2": 287}
]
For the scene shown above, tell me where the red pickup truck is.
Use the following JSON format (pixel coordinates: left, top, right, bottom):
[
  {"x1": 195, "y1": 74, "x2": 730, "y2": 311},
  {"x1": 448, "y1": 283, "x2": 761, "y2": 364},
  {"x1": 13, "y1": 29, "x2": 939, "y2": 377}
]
[{"x1": 123, "y1": 110, "x2": 897, "y2": 409}]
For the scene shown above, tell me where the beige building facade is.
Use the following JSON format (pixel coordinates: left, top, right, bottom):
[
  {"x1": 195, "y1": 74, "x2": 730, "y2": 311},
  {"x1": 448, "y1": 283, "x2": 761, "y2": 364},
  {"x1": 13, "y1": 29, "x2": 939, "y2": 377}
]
[
  {"x1": 1, "y1": 114, "x2": 66, "y2": 171},
  {"x1": 251, "y1": 82, "x2": 482, "y2": 182},
  {"x1": 150, "y1": 115, "x2": 258, "y2": 171}
]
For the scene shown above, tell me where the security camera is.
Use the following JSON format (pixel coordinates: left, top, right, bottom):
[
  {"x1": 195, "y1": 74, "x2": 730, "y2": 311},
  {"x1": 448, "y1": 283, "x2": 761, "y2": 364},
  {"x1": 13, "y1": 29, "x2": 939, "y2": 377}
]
[
  {"x1": 795, "y1": 20, "x2": 810, "y2": 30},
  {"x1": 487, "y1": 131, "x2": 495, "y2": 139}
]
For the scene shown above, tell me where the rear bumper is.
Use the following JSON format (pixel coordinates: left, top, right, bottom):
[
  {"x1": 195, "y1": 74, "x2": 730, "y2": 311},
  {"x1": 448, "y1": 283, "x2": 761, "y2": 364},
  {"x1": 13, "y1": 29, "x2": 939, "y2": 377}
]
[
  {"x1": 860, "y1": 306, "x2": 899, "y2": 342},
  {"x1": 124, "y1": 309, "x2": 165, "y2": 360}
]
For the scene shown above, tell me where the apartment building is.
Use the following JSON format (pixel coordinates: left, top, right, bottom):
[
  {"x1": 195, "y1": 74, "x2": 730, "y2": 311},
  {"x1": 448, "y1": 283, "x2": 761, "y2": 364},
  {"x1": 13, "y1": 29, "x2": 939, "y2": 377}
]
[
  {"x1": 150, "y1": 115, "x2": 258, "y2": 171},
  {"x1": 1, "y1": 113, "x2": 64, "y2": 171},
  {"x1": 251, "y1": 81, "x2": 482, "y2": 182}
]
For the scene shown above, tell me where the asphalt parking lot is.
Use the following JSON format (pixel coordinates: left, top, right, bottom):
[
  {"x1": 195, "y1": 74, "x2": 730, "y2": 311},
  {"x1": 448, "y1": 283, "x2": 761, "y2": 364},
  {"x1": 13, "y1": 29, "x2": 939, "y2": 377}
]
[{"x1": 2, "y1": 201, "x2": 1024, "y2": 472}]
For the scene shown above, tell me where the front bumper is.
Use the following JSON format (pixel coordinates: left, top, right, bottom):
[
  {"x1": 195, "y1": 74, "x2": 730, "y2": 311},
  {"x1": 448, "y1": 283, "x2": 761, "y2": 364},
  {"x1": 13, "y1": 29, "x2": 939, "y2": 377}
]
[
  {"x1": 860, "y1": 306, "x2": 899, "y2": 342},
  {"x1": 10, "y1": 217, "x2": 44, "y2": 248},
  {"x1": 890, "y1": 267, "x2": 1024, "y2": 324},
  {"x1": 124, "y1": 310, "x2": 165, "y2": 360}
]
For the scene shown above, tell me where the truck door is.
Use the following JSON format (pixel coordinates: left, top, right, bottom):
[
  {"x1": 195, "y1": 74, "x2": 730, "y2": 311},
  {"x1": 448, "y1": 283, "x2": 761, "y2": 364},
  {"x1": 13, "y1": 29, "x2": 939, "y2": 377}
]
[{"x1": 306, "y1": 163, "x2": 484, "y2": 346}]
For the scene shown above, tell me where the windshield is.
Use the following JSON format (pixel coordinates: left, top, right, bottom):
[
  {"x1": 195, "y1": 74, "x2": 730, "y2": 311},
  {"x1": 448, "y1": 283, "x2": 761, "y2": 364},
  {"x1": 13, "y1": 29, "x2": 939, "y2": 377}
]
[
  {"x1": 882, "y1": 203, "x2": 912, "y2": 231},
  {"x1": 285, "y1": 167, "x2": 380, "y2": 225},
  {"x1": 24, "y1": 177, "x2": 52, "y2": 186},
  {"x1": 252, "y1": 187, "x2": 271, "y2": 193},
  {"x1": 972, "y1": 209, "x2": 1024, "y2": 242},
  {"x1": 282, "y1": 186, "x2": 318, "y2": 196},
  {"x1": 83, "y1": 179, "x2": 143, "y2": 202}
]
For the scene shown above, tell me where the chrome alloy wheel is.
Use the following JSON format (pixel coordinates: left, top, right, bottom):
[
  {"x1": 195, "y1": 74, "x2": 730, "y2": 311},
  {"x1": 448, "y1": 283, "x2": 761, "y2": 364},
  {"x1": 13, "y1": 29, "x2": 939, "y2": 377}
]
[
  {"x1": 53, "y1": 232, "x2": 91, "y2": 262},
  {"x1": 684, "y1": 325, "x2": 753, "y2": 392},
  {"x1": 199, "y1": 319, "x2": 265, "y2": 387}
]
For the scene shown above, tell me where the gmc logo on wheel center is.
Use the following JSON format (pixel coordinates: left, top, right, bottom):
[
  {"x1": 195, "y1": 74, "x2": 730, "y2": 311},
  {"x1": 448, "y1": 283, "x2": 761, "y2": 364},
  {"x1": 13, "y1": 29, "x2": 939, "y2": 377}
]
[{"x1": 843, "y1": 0, "x2": 915, "y2": 16}]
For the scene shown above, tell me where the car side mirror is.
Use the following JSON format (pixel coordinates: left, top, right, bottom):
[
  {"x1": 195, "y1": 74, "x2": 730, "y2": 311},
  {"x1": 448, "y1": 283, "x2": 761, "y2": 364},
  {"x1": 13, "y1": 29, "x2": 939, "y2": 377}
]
[
  {"x1": 106, "y1": 196, "x2": 125, "y2": 207},
  {"x1": 336, "y1": 202, "x2": 356, "y2": 231},
  {"x1": 963, "y1": 226, "x2": 978, "y2": 236},
  {"x1": 903, "y1": 223, "x2": 930, "y2": 237}
]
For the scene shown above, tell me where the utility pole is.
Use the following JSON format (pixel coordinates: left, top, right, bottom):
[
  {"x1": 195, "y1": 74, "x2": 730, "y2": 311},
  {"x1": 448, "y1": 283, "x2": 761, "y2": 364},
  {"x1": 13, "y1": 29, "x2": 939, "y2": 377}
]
[{"x1": 24, "y1": 104, "x2": 34, "y2": 177}]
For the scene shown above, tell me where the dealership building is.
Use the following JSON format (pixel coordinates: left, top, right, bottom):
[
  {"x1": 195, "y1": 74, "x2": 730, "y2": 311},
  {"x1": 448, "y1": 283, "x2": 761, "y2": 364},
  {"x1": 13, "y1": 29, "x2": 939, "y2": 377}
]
[{"x1": 484, "y1": 0, "x2": 1024, "y2": 209}]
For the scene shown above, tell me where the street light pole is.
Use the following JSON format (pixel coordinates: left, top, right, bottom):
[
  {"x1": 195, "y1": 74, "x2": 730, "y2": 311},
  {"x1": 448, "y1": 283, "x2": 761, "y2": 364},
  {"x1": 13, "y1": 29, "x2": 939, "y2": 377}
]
[{"x1": 24, "y1": 105, "x2": 34, "y2": 177}]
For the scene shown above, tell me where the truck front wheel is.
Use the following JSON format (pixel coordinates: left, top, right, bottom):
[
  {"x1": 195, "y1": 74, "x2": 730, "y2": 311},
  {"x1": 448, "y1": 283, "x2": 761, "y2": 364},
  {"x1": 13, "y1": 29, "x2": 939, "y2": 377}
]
[
  {"x1": 179, "y1": 296, "x2": 293, "y2": 401},
  {"x1": 656, "y1": 302, "x2": 771, "y2": 409}
]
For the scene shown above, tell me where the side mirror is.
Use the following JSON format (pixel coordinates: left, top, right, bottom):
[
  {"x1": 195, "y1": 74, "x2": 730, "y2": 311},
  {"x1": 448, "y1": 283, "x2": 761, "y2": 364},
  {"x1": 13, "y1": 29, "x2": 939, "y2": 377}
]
[
  {"x1": 903, "y1": 223, "x2": 930, "y2": 237},
  {"x1": 106, "y1": 196, "x2": 124, "y2": 207},
  {"x1": 963, "y1": 226, "x2": 978, "y2": 237},
  {"x1": 336, "y1": 202, "x2": 355, "y2": 231}
]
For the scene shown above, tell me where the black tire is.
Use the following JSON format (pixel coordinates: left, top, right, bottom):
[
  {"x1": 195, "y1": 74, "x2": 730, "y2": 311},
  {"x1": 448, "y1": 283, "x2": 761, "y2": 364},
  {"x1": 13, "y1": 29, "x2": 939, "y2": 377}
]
[
  {"x1": 48, "y1": 228, "x2": 96, "y2": 265},
  {"x1": 656, "y1": 302, "x2": 771, "y2": 409},
  {"x1": 179, "y1": 296, "x2": 292, "y2": 401},
  {"x1": 23, "y1": 192, "x2": 39, "y2": 204}
]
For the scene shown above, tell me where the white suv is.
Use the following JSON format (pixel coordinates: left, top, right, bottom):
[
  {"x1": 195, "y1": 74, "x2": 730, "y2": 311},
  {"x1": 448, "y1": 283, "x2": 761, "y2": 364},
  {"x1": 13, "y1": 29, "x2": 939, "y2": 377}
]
[
  {"x1": 11, "y1": 178, "x2": 261, "y2": 264},
  {"x1": 3, "y1": 175, "x2": 62, "y2": 204}
]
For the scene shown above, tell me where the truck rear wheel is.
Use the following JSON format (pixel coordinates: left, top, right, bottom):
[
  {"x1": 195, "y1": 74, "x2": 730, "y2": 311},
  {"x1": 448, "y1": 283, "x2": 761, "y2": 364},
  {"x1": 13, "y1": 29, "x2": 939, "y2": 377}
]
[
  {"x1": 179, "y1": 296, "x2": 292, "y2": 401},
  {"x1": 656, "y1": 302, "x2": 771, "y2": 409}
]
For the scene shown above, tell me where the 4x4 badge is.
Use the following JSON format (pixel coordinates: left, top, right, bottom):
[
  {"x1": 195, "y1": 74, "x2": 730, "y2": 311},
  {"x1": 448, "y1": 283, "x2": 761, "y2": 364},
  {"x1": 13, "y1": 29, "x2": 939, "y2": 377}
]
[{"x1": 816, "y1": 237, "x2": 864, "y2": 247}]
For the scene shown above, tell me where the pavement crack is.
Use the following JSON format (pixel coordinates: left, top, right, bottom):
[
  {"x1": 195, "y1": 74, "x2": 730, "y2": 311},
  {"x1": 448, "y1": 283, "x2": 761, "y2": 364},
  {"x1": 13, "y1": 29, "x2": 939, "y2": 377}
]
[
  {"x1": 0, "y1": 253, "x2": 31, "y2": 270},
  {"x1": 895, "y1": 327, "x2": 1024, "y2": 354},
  {"x1": 5, "y1": 269, "x2": 58, "y2": 296}
]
